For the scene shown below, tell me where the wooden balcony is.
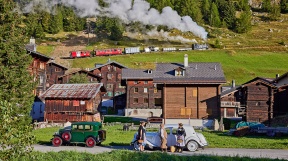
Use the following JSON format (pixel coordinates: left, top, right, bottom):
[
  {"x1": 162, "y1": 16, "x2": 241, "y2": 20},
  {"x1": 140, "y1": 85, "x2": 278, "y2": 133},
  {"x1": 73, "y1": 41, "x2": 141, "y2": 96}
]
[{"x1": 221, "y1": 101, "x2": 241, "y2": 107}]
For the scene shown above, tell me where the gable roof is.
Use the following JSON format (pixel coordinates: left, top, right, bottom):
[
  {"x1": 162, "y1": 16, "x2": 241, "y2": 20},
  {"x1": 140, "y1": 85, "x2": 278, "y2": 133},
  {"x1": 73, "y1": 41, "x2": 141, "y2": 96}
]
[
  {"x1": 26, "y1": 47, "x2": 53, "y2": 61},
  {"x1": 153, "y1": 62, "x2": 226, "y2": 84},
  {"x1": 273, "y1": 72, "x2": 288, "y2": 83},
  {"x1": 122, "y1": 69, "x2": 154, "y2": 79},
  {"x1": 58, "y1": 69, "x2": 100, "y2": 79},
  {"x1": 241, "y1": 77, "x2": 276, "y2": 88},
  {"x1": 40, "y1": 83, "x2": 105, "y2": 99},
  {"x1": 89, "y1": 60, "x2": 128, "y2": 71},
  {"x1": 47, "y1": 60, "x2": 68, "y2": 70}
]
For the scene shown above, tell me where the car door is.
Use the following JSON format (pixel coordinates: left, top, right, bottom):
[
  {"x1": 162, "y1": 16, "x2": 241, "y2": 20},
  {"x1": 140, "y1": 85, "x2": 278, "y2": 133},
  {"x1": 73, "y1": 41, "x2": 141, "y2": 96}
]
[
  {"x1": 71, "y1": 124, "x2": 85, "y2": 142},
  {"x1": 166, "y1": 127, "x2": 177, "y2": 147}
]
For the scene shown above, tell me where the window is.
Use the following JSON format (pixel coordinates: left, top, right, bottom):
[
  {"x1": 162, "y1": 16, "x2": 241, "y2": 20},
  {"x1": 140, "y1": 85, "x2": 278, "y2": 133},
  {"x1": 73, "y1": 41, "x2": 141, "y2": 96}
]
[
  {"x1": 72, "y1": 125, "x2": 77, "y2": 130},
  {"x1": 144, "y1": 88, "x2": 148, "y2": 93},
  {"x1": 133, "y1": 98, "x2": 138, "y2": 103},
  {"x1": 73, "y1": 100, "x2": 79, "y2": 106},
  {"x1": 144, "y1": 81, "x2": 148, "y2": 84},
  {"x1": 64, "y1": 101, "x2": 69, "y2": 106},
  {"x1": 107, "y1": 74, "x2": 112, "y2": 80},
  {"x1": 40, "y1": 62, "x2": 45, "y2": 69},
  {"x1": 108, "y1": 66, "x2": 111, "y2": 71},
  {"x1": 39, "y1": 75, "x2": 44, "y2": 84},
  {"x1": 84, "y1": 125, "x2": 92, "y2": 130},
  {"x1": 113, "y1": 67, "x2": 117, "y2": 71},
  {"x1": 134, "y1": 88, "x2": 138, "y2": 93},
  {"x1": 107, "y1": 92, "x2": 113, "y2": 97},
  {"x1": 33, "y1": 61, "x2": 37, "y2": 67},
  {"x1": 55, "y1": 67, "x2": 61, "y2": 72},
  {"x1": 154, "y1": 88, "x2": 158, "y2": 93},
  {"x1": 78, "y1": 125, "x2": 84, "y2": 130},
  {"x1": 144, "y1": 98, "x2": 149, "y2": 103},
  {"x1": 107, "y1": 84, "x2": 113, "y2": 89},
  {"x1": 134, "y1": 81, "x2": 138, "y2": 84}
]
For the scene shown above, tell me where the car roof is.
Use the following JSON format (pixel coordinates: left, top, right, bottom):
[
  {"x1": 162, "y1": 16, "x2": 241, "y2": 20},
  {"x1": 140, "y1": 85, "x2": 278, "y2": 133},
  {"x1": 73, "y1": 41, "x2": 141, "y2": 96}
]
[{"x1": 72, "y1": 121, "x2": 102, "y2": 126}]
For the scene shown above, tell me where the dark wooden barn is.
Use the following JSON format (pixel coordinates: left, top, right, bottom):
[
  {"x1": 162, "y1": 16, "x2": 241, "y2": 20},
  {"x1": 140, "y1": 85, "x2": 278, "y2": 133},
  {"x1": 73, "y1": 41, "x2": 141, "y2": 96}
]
[
  {"x1": 40, "y1": 83, "x2": 106, "y2": 122},
  {"x1": 46, "y1": 61, "x2": 68, "y2": 89},
  {"x1": 89, "y1": 60, "x2": 127, "y2": 111},
  {"x1": 58, "y1": 69, "x2": 101, "y2": 84},
  {"x1": 239, "y1": 77, "x2": 276, "y2": 123}
]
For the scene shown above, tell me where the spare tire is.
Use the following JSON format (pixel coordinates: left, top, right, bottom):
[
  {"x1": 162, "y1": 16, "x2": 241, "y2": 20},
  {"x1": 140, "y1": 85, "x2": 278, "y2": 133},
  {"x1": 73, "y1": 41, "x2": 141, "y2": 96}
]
[{"x1": 61, "y1": 131, "x2": 71, "y2": 142}]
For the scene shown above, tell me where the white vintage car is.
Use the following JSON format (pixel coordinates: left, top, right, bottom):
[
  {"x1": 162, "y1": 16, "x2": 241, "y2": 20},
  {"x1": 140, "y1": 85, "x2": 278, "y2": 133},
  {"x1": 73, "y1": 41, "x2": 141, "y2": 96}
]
[{"x1": 131, "y1": 124, "x2": 208, "y2": 152}]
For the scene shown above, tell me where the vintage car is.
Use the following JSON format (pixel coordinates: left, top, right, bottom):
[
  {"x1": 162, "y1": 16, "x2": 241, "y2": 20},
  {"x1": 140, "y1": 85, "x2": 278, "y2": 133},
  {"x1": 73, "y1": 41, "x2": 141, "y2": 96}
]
[
  {"x1": 131, "y1": 124, "x2": 208, "y2": 152},
  {"x1": 51, "y1": 122, "x2": 106, "y2": 147}
]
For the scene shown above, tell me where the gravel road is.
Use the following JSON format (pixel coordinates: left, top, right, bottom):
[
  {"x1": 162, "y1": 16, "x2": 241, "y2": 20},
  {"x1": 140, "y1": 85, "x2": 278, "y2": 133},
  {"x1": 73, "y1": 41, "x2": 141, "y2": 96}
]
[{"x1": 33, "y1": 144, "x2": 288, "y2": 160}]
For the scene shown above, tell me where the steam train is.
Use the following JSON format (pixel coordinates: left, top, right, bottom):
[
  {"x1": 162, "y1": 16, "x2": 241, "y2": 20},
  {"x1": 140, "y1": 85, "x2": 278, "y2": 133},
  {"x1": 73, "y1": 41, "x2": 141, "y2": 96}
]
[{"x1": 69, "y1": 43, "x2": 208, "y2": 59}]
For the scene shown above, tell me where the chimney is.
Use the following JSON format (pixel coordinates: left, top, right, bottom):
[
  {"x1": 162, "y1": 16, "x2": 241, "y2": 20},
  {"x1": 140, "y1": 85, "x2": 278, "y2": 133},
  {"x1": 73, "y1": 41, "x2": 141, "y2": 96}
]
[
  {"x1": 276, "y1": 74, "x2": 279, "y2": 79},
  {"x1": 232, "y1": 80, "x2": 235, "y2": 88},
  {"x1": 184, "y1": 54, "x2": 188, "y2": 68}
]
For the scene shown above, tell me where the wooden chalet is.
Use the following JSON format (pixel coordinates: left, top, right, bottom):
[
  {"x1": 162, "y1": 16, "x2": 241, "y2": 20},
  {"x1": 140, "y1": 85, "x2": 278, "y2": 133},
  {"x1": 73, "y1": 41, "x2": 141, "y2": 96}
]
[
  {"x1": 122, "y1": 54, "x2": 226, "y2": 126},
  {"x1": 40, "y1": 83, "x2": 106, "y2": 122},
  {"x1": 58, "y1": 69, "x2": 101, "y2": 84},
  {"x1": 89, "y1": 60, "x2": 127, "y2": 111},
  {"x1": 154, "y1": 55, "x2": 226, "y2": 124},
  {"x1": 122, "y1": 69, "x2": 162, "y2": 117},
  {"x1": 26, "y1": 46, "x2": 53, "y2": 96},
  {"x1": 46, "y1": 61, "x2": 68, "y2": 89},
  {"x1": 272, "y1": 72, "x2": 288, "y2": 117},
  {"x1": 221, "y1": 77, "x2": 277, "y2": 124}
]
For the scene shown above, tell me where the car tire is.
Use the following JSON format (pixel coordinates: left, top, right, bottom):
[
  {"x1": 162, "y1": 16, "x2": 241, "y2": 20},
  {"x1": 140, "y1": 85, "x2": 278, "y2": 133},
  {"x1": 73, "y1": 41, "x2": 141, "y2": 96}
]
[
  {"x1": 52, "y1": 136, "x2": 63, "y2": 147},
  {"x1": 61, "y1": 131, "x2": 71, "y2": 142},
  {"x1": 133, "y1": 141, "x2": 140, "y2": 151},
  {"x1": 186, "y1": 140, "x2": 198, "y2": 152},
  {"x1": 86, "y1": 137, "x2": 96, "y2": 148}
]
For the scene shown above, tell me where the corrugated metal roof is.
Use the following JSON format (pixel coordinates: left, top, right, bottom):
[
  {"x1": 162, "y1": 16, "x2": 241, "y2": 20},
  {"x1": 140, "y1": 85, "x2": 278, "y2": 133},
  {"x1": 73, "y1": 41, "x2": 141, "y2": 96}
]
[{"x1": 40, "y1": 83, "x2": 103, "y2": 99}]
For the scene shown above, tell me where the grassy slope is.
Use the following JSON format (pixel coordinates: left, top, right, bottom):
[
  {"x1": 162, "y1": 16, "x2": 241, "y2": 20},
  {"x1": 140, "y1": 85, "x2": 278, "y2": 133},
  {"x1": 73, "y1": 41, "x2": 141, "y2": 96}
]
[
  {"x1": 35, "y1": 14, "x2": 288, "y2": 86},
  {"x1": 71, "y1": 50, "x2": 288, "y2": 85}
]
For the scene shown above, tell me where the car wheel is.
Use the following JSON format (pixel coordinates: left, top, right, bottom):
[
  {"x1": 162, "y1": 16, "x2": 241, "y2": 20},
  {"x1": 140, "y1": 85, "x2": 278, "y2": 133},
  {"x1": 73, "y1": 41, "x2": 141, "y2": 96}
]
[
  {"x1": 186, "y1": 140, "x2": 198, "y2": 152},
  {"x1": 61, "y1": 131, "x2": 71, "y2": 142},
  {"x1": 133, "y1": 141, "x2": 140, "y2": 151},
  {"x1": 52, "y1": 136, "x2": 63, "y2": 147},
  {"x1": 86, "y1": 137, "x2": 96, "y2": 148}
]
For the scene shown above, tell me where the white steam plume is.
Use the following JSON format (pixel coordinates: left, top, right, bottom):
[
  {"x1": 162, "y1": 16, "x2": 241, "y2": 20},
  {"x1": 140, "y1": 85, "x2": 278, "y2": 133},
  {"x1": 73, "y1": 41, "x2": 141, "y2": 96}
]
[{"x1": 20, "y1": 0, "x2": 208, "y2": 40}]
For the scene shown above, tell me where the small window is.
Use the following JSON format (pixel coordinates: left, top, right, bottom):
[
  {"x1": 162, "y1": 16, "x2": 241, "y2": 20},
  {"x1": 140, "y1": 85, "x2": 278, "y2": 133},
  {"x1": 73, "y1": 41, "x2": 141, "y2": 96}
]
[
  {"x1": 134, "y1": 81, "x2": 138, "y2": 84},
  {"x1": 144, "y1": 88, "x2": 148, "y2": 93},
  {"x1": 113, "y1": 67, "x2": 117, "y2": 71},
  {"x1": 107, "y1": 92, "x2": 113, "y2": 97},
  {"x1": 64, "y1": 101, "x2": 69, "y2": 106},
  {"x1": 256, "y1": 102, "x2": 261, "y2": 106},
  {"x1": 72, "y1": 125, "x2": 77, "y2": 130},
  {"x1": 108, "y1": 66, "x2": 111, "y2": 71},
  {"x1": 55, "y1": 68, "x2": 61, "y2": 72},
  {"x1": 144, "y1": 98, "x2": 148, "y2": 103},
  {"x1": 107, "y1": 74, "x2": 112, "y2": 80},
  {"x1": 78, "y1": 125, "x2": 84, "y2": 130},
  {"x1": 134, "y1": 88, "x2": 138, "y2": 93},
  {"x1": 144, "y1": 81, "x2": 148, "y2": 84},
  {"x1": 84, "y1": 125, "x2": 92, "y2": 130},
  {"x1": 73, "y1": 100, "x2": 79, "y2": 106},
  {"x1": 134, "y1": 98, "x2": 138, "y2": 103},
  {"x1": 40, "y1": 62, "x2": 45, "y2": 69},
  {"x1": 39, "y1": 75, "x2": 44, "y2": 84},
  {"x1": 154, "y1": 88, "x2": 158, "y2": 93}
]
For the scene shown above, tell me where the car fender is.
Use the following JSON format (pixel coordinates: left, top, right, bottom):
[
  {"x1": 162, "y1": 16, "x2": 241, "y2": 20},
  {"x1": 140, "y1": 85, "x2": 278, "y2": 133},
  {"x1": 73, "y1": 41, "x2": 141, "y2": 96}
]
[
  {"x1": 85, "y1": 135, "x2": 97, "y2": 142},
  {"x1": 185, "y1": 136, "x2": 203, "y2": 147}
]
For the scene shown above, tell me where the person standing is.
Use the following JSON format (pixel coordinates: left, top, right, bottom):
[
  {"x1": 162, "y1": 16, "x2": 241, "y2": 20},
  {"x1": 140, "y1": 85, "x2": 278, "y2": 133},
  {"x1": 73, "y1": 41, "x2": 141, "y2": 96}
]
[
  {"x1": 175, "y1": 123, "x2": 186, "y2": 153},
  {"x1": 137, "y1": 121, "x2": 147, "y2": 152},
  {"x1": 159, "y1": 124, "x2": 167, "y2": 152}
]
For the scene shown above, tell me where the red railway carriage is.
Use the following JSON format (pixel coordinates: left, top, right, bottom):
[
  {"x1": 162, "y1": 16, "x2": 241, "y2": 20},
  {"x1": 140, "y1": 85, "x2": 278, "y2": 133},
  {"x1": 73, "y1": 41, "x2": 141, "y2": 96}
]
[
  {"x1": 94, "y1": 48, "x2": 122, "y2": 56},
  {"x1": 70, "y1": 50, "x2": 91, "y2": 58}
]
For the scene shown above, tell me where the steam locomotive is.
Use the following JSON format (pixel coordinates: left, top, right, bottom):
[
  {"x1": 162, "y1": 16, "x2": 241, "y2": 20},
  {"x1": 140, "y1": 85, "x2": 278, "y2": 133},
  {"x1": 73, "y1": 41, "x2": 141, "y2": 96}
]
[{"x1": 69, "y1": 43, "x2": 208, "y2": 59}]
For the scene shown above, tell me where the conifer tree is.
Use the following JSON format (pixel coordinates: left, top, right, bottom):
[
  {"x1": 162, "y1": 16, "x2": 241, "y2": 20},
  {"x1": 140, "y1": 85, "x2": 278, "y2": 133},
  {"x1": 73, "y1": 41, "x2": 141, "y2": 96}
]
[
  {"x1": 209, "y1": 3, "x2": 222, "y2": 27},
  {"x1": 0, "y1": 0, "x2": 35, "y2": 160}
]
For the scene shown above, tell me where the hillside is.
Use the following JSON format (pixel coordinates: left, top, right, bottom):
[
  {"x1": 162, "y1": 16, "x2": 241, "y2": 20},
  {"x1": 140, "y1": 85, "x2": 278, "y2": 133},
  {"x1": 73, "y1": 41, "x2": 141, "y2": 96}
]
[{"x1": 35, "y1": 13, "x2": 288, "y2": 85}]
